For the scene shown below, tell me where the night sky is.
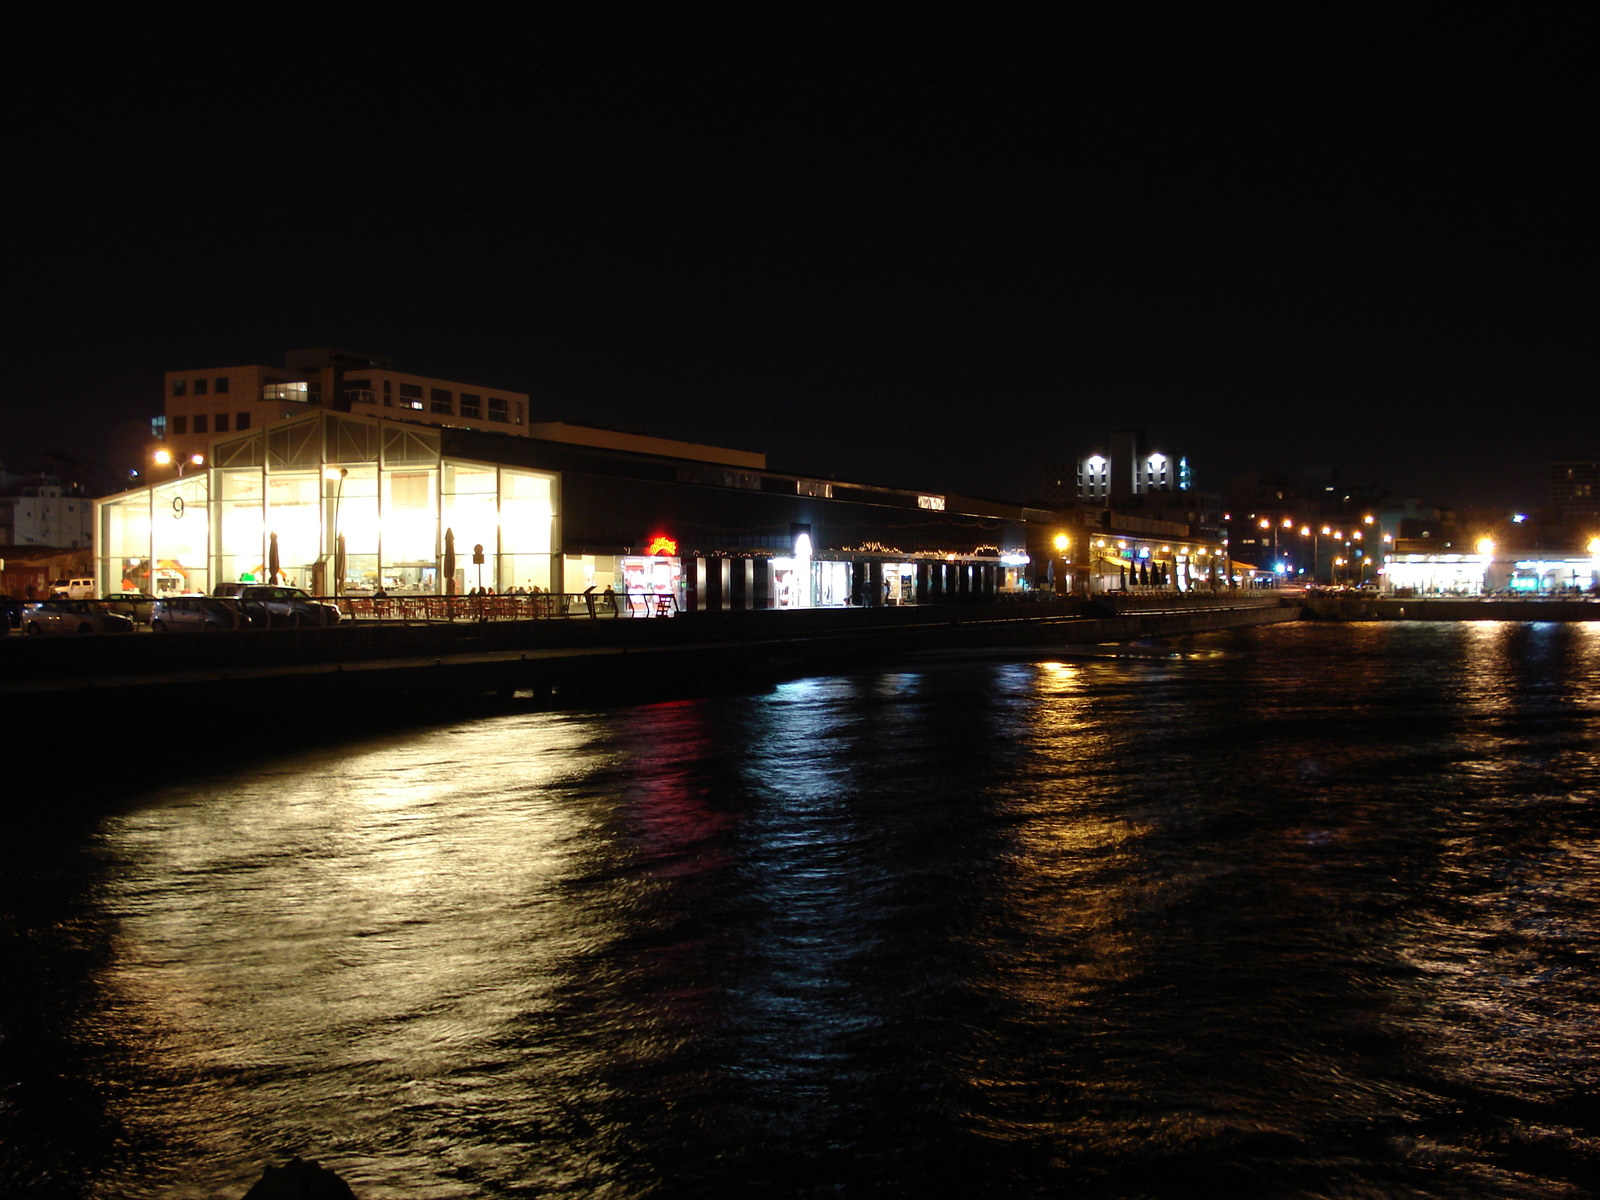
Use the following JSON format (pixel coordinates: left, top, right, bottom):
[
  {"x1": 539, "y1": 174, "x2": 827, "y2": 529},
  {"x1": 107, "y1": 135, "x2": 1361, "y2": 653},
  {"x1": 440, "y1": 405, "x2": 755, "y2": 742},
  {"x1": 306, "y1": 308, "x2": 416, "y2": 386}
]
[{"x1": 5, "y1": 10, "x2": 1591, "y2": 510}]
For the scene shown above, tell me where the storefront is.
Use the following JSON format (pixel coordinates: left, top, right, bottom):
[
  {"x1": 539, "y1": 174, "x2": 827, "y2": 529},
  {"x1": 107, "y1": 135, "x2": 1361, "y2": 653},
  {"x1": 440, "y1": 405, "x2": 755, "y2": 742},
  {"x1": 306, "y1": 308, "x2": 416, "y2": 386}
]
[
  {"x1": 562, "y1": 547, "x2": 686, "y2": 614},
  {"x1": 1085, "y1": 537, "x2": 1224, "y2": 592},
  {"x1": 1384, "y1": 550, "x2": 1600, "y2": 596}
]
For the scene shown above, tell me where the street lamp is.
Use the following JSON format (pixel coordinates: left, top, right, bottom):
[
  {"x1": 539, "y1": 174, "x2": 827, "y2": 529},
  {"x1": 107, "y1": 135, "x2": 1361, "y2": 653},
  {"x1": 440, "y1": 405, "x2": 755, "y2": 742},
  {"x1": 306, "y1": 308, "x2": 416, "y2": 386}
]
[
  {"x1": 1051, "y1": 533, "x2": 1071, "y2": 595},
  {"x1": 1476, "y1": 537, "x2": 1496, "y2": 596},
  {"x1": 153, "y1": 448, "x2": 205, "y2": 476},
  {"x1": 324, "y1": 467, "x2": 349, "y2": 596}
]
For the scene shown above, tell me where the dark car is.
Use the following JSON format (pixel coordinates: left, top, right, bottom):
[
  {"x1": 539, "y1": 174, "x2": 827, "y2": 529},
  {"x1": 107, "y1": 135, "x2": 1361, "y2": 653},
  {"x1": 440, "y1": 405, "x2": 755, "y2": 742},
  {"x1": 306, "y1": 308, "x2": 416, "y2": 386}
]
[
  {"x1": 19, "y1": 599, "x2": 136, "y2": 636},
  {"x1": 1, "y1": 595, "x2": 24, "y2": 630},
  {"x1": 150, "y1": 596, "x2": 243, "y2": 632},
  {"x1": 214, "y1": 584, "x2": 342, "y2": 628}
]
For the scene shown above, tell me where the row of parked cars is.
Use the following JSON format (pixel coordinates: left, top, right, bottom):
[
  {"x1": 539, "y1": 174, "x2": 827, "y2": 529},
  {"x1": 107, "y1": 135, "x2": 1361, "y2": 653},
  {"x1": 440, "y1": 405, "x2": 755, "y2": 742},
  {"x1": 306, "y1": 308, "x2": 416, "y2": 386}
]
[{"x1": 1, "y1": 584, "x2": 343, "y2": 635}]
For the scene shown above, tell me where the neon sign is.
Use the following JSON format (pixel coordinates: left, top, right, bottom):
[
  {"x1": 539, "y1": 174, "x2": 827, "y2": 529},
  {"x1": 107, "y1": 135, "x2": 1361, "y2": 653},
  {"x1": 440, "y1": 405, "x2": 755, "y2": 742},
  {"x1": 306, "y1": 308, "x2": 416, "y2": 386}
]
[{"x1": 647, "y1": 535, "x2": 678, "y2": 556}]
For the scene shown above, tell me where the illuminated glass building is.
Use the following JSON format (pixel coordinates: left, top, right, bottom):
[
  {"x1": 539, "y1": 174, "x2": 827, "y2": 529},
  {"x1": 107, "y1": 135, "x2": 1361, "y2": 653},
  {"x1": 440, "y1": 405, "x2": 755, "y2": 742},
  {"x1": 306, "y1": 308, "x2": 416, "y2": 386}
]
[{"x1": 98, "y1": 411, "x2": 1039, "y2": 610}]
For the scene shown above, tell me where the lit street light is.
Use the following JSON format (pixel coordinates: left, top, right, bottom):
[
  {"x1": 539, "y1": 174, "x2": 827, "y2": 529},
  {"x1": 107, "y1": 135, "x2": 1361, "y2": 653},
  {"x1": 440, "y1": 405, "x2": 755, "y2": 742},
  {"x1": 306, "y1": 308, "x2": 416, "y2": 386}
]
[{"x1": 153, "y1": 448, "x2": 205, "y2": 476}]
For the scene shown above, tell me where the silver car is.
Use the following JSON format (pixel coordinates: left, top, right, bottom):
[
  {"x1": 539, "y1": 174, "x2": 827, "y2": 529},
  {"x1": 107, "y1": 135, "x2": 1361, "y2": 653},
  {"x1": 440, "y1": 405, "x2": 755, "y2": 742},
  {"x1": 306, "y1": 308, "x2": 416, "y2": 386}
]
[
  {"x1": 102, "y1": 590, "x2": 157, "y2": 625},
  {"x1": 216, "y1": 584, "x2": 342, "y2": 628},
  {"x1": 150, "y1": 596, "x2": 243, "y2": 633},
  {"x1": 20, "y1": 599, "x2": 136, "y2": 636}
]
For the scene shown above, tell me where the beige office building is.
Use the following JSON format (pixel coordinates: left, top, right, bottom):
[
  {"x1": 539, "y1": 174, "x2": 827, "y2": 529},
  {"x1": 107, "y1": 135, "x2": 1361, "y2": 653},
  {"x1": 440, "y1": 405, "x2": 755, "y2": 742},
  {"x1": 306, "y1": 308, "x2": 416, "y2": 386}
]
[{"x1": 158, "y1": 348, "x2": 531, "y2": 468}]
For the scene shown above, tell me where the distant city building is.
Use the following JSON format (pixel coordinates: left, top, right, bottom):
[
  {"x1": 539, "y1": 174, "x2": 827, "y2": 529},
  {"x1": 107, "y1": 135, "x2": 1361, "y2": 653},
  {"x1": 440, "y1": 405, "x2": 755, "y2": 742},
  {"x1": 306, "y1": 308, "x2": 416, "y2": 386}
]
[
  {"x1": 1549, "y1": 455, "x2": 1600, "y2": 523},
  {"x1": 1063, "y1": 429, "x2": 1219, "y2": 543},
  {"x1": 0, "y1": 468, "x2": 93, "y2": 549},
  {"x1": 1076, "y1": 428, "x2": 1192, "y2": 505},
  {"x1": 1224, "y1": 467, "x2": 1428, "y2": 583}
]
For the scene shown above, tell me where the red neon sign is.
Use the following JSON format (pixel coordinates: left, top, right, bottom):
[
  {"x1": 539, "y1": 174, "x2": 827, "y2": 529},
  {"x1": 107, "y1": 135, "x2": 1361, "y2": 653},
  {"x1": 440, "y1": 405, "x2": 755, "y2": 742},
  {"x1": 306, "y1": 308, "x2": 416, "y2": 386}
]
[{"x1": 647, "y1": 535, "x2": 678, "y2": 556}]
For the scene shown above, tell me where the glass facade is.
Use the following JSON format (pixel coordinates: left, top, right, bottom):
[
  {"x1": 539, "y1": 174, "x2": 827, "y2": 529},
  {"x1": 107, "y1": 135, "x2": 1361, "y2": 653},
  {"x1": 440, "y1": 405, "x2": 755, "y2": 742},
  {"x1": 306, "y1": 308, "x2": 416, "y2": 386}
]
[{"x1": 97, "y1": 414, "x2": 557, "y2": 597}]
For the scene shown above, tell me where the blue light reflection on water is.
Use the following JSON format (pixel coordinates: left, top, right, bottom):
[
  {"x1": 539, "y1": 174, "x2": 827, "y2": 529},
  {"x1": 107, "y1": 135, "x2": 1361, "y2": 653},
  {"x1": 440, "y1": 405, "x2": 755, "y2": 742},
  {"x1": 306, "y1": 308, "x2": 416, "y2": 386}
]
[{"x1": 5, "y1": 621, "x2": 1600, "y2": 1197}]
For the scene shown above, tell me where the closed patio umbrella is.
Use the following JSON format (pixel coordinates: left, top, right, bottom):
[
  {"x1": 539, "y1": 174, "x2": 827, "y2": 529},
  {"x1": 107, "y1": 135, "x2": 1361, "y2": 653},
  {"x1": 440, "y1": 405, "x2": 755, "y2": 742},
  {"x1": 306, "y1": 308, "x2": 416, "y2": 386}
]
[
  {"x1": 268, "y1": 531, "x2": 281, "y2": 585},
  {"x1": 443, "y1": 527, "x2": 457, "y2": 595},
  {"x1": 333, "y1": 533, "x2": 347, "y2": 596}
]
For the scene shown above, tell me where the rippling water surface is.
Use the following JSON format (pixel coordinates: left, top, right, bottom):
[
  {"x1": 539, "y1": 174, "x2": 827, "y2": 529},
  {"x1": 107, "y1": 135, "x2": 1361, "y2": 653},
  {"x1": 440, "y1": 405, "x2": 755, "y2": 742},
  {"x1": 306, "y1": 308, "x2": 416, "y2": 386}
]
[{"x1": 5, "y1": 622, "x2": 1600, "y2": 1197}]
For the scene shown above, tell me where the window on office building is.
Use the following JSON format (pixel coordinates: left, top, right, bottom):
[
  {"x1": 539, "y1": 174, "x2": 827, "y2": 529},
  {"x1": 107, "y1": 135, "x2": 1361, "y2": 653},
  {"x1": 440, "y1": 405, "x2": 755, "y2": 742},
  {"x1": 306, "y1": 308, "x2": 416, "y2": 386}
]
[
  {"x1": 398, "y1": 383, "x2": 424, "y2": 411},
  {"x1": 383, "y1": 379, "x2": 393, "y2": 406},
  {"x1": 172, "y1": 415, "x2": 188, "y2": 434},
  {"x1": 459, "y1": 392, "x2": 482, "y2": 419},
  {"x1": 514, "y1": 401, "x2": 524, "y2": 426},
  {"x1": 215, "y1": 376, "x2": 229, "y2": 393},
  {"x1": 431, "y1": 388, "x2": 454, "y2": 415},
  {"x1": 172, "y1": 380, "x2": 186, "y2": 396},
  {"x1": 215, "y1": 413, "x2": 229, "y2": 432},
  {"x1": 237, "y1": 412, "x2": 251, "y2": 430},
  {"x1": 194, "y1": 378, "x2": 208, "y2": 395},
  {"x1": 488, "y1": 396, "x2": 509, "y2": 422},
  {"x1": 193, "y1": 414, "x2": 208, "y2": 434}
]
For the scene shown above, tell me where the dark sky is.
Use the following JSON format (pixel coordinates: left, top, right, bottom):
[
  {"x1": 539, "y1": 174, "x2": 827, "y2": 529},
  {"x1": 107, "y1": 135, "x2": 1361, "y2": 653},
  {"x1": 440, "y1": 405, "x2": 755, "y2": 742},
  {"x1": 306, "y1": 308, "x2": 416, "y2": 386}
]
[{"x1": 5, "y1": 10, "x2": 1591, "y2": 510}]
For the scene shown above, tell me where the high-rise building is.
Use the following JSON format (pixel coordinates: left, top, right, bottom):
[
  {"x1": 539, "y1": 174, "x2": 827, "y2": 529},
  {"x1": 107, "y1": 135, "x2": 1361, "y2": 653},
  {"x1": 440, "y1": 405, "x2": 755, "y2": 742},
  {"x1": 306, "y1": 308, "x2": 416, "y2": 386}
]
[
  {"x1": 1076, "y1": 428, "x2": 1192, "y2": 505},
  {"x1": 1550, "y1": 455, "x2": 1600, "y2": 523}
]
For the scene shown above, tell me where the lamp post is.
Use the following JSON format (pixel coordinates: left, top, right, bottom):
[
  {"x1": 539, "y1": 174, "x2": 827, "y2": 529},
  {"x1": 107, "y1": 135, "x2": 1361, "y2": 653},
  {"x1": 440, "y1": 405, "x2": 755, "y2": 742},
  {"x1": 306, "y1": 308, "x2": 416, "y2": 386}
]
[
  {"x1": 1255, "y1": 516, "x2": 1297, "y2": 580},
  {"x1": 153, "y1": 448, "x2": 205, "y2": 477},
  {"x1": 1299, "y1": 526, "x2": 1326, "y2": 584},
  {"x1": 324, "y1": 467, "x2": 348, "y2": 596},
  {"x1": 1476, "y1": 536, "x2": 1496, "y2": 596}
]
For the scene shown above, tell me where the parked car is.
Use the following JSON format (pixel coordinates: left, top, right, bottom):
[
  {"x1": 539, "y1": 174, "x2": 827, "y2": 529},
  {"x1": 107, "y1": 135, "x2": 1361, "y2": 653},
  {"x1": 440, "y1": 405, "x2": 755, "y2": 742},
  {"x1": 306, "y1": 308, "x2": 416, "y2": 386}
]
[
  {"x1": 20, "y1": 599, "x2": 135, "y2": 636},
  {"x1": 150, "y1": 596, "x2": 242, "y2": 633},
  {"x1": 1, "y1": 595, "x2": 23, "y2": 630},
  {"x1": 213, "y1": 584, "x2": 342, "y2": 627},
  {"x1": 101, "y1": 590, "x2": 157, "y2": 625},
  {"x1": 47, "y1": 577, "x2": 97, "y2": 599}
]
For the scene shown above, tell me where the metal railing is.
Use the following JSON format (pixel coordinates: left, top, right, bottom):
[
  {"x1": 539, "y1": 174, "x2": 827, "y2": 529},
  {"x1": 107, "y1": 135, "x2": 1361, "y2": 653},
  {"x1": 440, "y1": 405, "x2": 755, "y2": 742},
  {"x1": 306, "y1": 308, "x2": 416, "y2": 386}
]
[{"x1": 332, "y1": 591, "x2": 680, "y2": 623}]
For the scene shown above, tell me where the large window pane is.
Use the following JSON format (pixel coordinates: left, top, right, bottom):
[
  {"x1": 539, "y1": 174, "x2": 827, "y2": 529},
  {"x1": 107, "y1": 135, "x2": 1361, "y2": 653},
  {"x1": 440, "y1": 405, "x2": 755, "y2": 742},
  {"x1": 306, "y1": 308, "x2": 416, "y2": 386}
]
[
  {"x1": 382, "y1": 468, "x2": 438, "y2": 591},
  {"x1": 100, "y1": 492, "x2": 153, "y2": 594},
  {"x1": 265, "y1": 472, "x2": 320, "y2": 589},
  {"x1": 216, "y1": 468, "x2": 265, "y2": 585},
  {"x1": 151, "y1": 475, "x2": 210, "y2": 595}
]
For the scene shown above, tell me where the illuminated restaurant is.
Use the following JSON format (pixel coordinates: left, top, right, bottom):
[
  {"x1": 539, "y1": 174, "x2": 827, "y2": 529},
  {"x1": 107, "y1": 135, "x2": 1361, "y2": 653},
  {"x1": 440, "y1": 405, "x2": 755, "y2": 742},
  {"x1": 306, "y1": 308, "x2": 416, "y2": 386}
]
[{"x1": 96, "y1": 411, "x2": 1046, "y2": 610}]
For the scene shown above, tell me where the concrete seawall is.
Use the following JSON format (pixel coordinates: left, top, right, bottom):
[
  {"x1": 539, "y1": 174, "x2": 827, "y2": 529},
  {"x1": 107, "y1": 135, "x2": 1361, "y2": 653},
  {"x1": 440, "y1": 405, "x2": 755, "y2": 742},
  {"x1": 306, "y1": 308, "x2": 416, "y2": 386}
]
[
  {"x1": 3, "y1": 598, "x2": 1299, "y2": 770},
  {"x1": 1303, "y1": 596, "x2": 1600, "y2": 622}
]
